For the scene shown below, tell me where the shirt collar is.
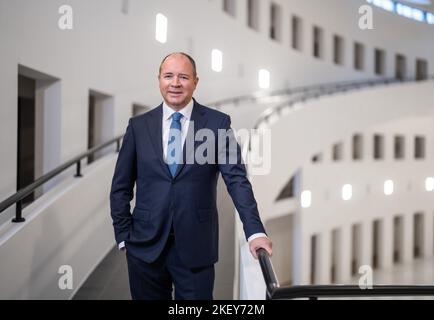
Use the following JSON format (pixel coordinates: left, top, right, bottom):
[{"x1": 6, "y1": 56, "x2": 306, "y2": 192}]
[{"x1": 162, "y1": 99, "x2": 194, "y2": 121}]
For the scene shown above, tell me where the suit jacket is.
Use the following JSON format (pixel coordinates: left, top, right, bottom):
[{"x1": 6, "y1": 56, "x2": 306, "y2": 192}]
[{"x1": 110, "y1": 99, "x2": 266, "y2": 268}]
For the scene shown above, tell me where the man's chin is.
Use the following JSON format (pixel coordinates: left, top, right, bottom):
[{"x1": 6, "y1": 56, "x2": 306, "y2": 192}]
[{"x1": 166, "y1": 99, "x2": 188, "y2": 109}]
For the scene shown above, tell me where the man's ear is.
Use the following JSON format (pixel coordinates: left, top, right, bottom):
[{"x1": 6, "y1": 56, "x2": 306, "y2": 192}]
[{"x1": 195, "y1": 77, "x2": 199, "y2": 86}]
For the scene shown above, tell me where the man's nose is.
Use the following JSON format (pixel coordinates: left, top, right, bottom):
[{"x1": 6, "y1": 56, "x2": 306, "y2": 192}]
[{"x1": 170, "y1": 76, "x2": 181, "y2": 87}]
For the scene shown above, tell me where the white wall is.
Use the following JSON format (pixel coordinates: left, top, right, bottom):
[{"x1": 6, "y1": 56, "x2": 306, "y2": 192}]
[{"x1": 0, "y1": 155, "x2": 116, "y2": 299}]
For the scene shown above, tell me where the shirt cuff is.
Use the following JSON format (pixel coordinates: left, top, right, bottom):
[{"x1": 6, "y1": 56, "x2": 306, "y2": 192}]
[
  {"x1": 118, "y1": 241, "x2": 126, "y2": 250},
  {"x1": 247, "y1": 233, "x2": 268, "y2": 242}
]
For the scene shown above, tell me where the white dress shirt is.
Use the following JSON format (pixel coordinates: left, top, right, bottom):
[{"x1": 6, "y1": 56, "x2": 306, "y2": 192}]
[{"x1": 119, "y1": 99, "x2": 266, "y2": 250}]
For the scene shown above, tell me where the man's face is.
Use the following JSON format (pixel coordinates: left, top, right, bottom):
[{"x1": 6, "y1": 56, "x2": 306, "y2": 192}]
[{"x1": 159, "y1": 54, "x2": 199, "y2": 110}]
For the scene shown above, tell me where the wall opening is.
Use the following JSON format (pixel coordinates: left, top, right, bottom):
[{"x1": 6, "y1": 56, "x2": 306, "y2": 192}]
[
  {"x1": 372, "y1": 219, "x2": 382, "y2": 269},
  {"x1": 132, "y1": 103, "x2": 149, "y2": 117},
  {"x1": 374, "y1": 48, "x2": 386, "y2": 76},
  {"x1": 311, "y1": 152, "x2": 323, "y2": 163},
  {"x1": 352, "y1": 134, "x2": 363, "y2": 160},
  {"x1": 270, "y1": 2, "x2": 282, "y2": 41},
  {"x1": 333, "y1": 35, "x2": 344, "y2": 65},
  {"x1": 223, "y1": 0, "x2": 236, "y2": 17},
  {"x1": 332, "y1": 142, "x2": 343, "y2": 161},
  {"x1": 416, "y1": 58, "x2": 428, "y2": 81},
  {"x1": 17, "y1": 65, "x2": 61, "y2": 206},
  {"x1": 247, "y1": 0, "x2": 259, "y2": 31},
  {"x1": 393, "y1": 215, "x2": 404, "y2": 263},
  {"x1": 395, "y1": 54, "x2": 406, "y2": 80},
  {"x1": 291, "y1": 15, "x2": 302, "y2": 51},
  {"x1": 310, "y1": 234, "x2": 318, "y2": 284},
  {"x1": 17, "y1": 74, "x2": 36, "y2": 206},
  {"x1": 276, "y1": 175, "x2": 296, "y2": 201},
  {"x1": 354, "y1": 42, "x2": 364, "y2": 71},
  {"x1": 351, "y1": 223, "x2": 362, "y2": 276},
  {"x1": 313, "y1": 26, "x2": 323, "y2": 59},
  {"x1": 373, "y1": 134, "x2": 385, "y2": 160},
  {"x1": 413, "y1": 212, "x2": 424, "y2": 258},
  {"x1": 88, "y1": 90, "x2": 114, "y2": 164},
  {"x1": 394, "y1": 135, "x2": 405, "y2": 160},
  {"x1": 331, "y1": 228, "x2": 341, "y2": 283},
  {"x1": 414, "y1": 135, "x2": 425, "y2": 159}
]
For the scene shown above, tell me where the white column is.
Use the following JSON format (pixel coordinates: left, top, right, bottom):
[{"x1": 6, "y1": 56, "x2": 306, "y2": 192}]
[
  {"x1": 258, "y1": 0, "x2": 270, "y2": 39},
  {"x1": 405, "y1": 135, "x2": 413, "y2": 160},
  {"x1": 361, "y1": 221, "x2": 373, "y2": 268},
  {"x1": 343, "y1": 136, "x2": 352, "y2": 163},
  {"x1": 317, "y1": 231, "x2": 331, "y2": 284},
  {"x1": 292, "y1": 233, "x2": 311, "y2": 285},
  {"x1": 402, "y1": 213, "x2": 414, "y2": 263},
  {"x1": 291, "y1": 210, "x2": 311, "y2": 285},
  {"x1": 365, "y1": 132, "x2": 373, "y2": 161},
  {"x1": 380, "y1": 216, "x2": 394, "y2": 269},
  {"x1": 236, "y1": 0, "x2": 247, "y2": 26}
]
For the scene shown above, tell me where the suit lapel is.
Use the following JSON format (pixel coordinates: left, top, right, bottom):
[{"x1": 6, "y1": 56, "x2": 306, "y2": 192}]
[{"x1": 145, "y1": 104, "x2": 172, "y2": 179}]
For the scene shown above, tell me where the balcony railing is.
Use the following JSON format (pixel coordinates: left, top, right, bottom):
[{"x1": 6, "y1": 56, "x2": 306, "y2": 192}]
[{"x1": 0, "y1": 135, "x2": 123, "y2": 222}]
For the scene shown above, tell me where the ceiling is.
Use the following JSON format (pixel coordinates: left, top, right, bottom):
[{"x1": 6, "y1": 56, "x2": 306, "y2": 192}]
[{"x1": 398, "y1": 0, "x2": 434, "y2": 12}]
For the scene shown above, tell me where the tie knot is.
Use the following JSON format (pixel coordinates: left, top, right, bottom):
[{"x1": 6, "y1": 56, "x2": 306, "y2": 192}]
[{"x1": 172, "y1": 112, "x2": 183, "y2": 122}]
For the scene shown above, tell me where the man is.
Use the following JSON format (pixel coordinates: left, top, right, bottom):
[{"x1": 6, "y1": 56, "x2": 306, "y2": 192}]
[{"x1": 110, "y1": 52, "x2": 272, "y2": 300}]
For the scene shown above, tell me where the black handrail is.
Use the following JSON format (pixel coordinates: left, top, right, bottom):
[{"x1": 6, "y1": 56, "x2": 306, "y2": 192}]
[
  {"x1": 0, "y1": 135, "x2": 123, "y2": 222},
  {"x1": 256, "y1": 248, "x2": 434, "y2": 300},
  {"x1": 208, "y1": 76, "x2": 428, "y2": 108}
]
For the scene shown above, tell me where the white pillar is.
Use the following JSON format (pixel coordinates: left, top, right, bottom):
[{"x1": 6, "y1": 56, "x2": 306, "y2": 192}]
[
  {"x1": 292, "y1": 233, "x2": 311, "y2": 285},
  {"x1": 361, "y1": 221, "x2": 373, "y2": 268},
  {"x1": 258, "y1": 0, "x2": 270, "y2": 39},
  {"x1": 291, "y1": 209, "x2": 311, "y2": 285},
  {"x1": 236, "y1": 0, "x2": 247, "y2": 26},
  {"x1": 380, "y1": 216, "x2": 394, "y2": 269}
]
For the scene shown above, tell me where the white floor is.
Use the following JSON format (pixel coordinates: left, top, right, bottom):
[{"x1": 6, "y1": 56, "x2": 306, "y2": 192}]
[
  {"x1": 343, "y1": 257, "x2": 434, "y2": 300},
  {"x1": 370, "y1": 257, "x2": 434, "y2": 285}
]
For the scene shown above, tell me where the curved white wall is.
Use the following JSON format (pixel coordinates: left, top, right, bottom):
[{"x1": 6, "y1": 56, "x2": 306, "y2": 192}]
[
  {"x1": 251, "y1": 80, "x2": 434, "y2": 217},
  {"x1": 294, "y1": 117, "x2": 434, "y2": 284}
]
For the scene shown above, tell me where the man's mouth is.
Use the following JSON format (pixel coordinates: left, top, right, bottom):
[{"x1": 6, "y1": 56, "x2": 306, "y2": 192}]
[{"x1": 169, "y1": 91, "x2": 182, "y2": 95}]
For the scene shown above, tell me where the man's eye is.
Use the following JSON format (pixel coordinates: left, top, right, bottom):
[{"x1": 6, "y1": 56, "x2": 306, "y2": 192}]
[
  {"x1": 180, "y1": 76, "x2": 189, "y2": 80},
  {"x1": 164, "y1": 75, "x2": 172, "y2": 79}
]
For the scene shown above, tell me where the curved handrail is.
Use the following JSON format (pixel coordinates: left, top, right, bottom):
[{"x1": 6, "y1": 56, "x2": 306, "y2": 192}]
[
  {"x1": 208, "y1": 77, "x2": 394, "y2": 109},
  {"x1": 252, "y1": 77, "x2": 421, "y2": 130},
  {"x1": 0, "y1": 135, "x2": 124, "y2": 222},
  {"x1": 256, "y1": 248, "x2": 434, "y2": 300}
]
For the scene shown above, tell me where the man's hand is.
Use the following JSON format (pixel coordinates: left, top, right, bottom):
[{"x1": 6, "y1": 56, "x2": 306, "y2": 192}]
[{"x1": 249, "y1": 236, "x2": 272, "y2": 259}]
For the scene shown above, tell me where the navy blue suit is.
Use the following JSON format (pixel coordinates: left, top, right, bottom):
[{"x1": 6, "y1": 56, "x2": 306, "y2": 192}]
[{"x1": 110, "y1": 100, "x2": 266, "y2": 299}]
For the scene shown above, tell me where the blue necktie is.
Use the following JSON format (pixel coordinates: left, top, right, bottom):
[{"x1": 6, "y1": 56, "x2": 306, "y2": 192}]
[{"x1": 167, "y1": 112, "x2": 183, "y2": 177}]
